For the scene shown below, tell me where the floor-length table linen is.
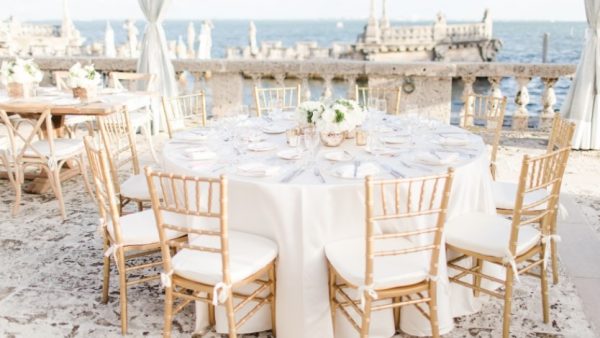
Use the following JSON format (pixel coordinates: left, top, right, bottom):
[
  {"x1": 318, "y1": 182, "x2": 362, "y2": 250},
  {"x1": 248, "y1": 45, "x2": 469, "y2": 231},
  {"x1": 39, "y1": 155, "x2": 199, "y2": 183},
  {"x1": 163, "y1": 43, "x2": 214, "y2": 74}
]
[{"x1": 162, "y1": 120, "x2": 497, "y2": 338}]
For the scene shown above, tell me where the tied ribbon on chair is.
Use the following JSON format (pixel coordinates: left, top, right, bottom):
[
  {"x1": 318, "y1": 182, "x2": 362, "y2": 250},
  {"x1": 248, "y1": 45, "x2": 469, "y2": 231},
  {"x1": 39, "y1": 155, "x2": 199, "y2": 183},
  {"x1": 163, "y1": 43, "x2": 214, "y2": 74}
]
[
  {"x1": 47, "y1": 156, "x2": 58, "y2": 171},
  {"x1": 541, "y1": 234, "x2": 562, "y2": 269},
  {"x1": 161, "y1": 270, "x2": 174, "y2": 288},
  {"x1": 426, "y1": 272, "x2": 450, "y2": 293},
  {"x1": 357, "y1": 284, "x2": 378, "y2": 310},
  {"x1": 104, "y1": 243, "x2": 124, "y2": 273},
  {"x1": 212, "y1": 282, "x2": 231, "y2": 306},
  {"x1": 502, "y1": 249, "x2": 521, "y2": 283}
]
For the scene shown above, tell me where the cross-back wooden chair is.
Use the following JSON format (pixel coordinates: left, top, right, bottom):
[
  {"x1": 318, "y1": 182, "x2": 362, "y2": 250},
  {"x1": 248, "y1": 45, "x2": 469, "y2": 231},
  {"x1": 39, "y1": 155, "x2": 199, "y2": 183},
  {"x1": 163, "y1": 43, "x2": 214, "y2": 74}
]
[
  {"x1": 145, "y1": 168, "x2": 278, "y2": 338},
  {"x1": 493, "y1": 114, "x2": 575, "y2": 285},
  {"x1": 0, "y1": 109, "x2": 92, "y2": 219},
  {"x1": 54, "y1": 70, "x2": 95, "y2": 138},
  {"x1": 161, "y1": 92, "x2": 207, "y2": 139},
  {"x1": 325, "y1": 169, "x2": 455, "y2": 338},
  {"x1": 109, "y1": 71, "x2": 159, "y2": 162},
  {"x1": 83, "y1": 137, "x2": 186, "y2": 334},
  {"x1": 355, "y1": 85, "x2": 402, "y2": 115},
  {"x1": 463, "y1": 94, "x2": 507, "y2": 180},
  {"x1": 446, "y1": 147, "x2": 570, "y2": 338},
  {"x1": 96, "y1": 108, "x2": 152, "y2": 213},
  {"x1": 253, "y1": 84, "x2": 301, "y2": 117}
]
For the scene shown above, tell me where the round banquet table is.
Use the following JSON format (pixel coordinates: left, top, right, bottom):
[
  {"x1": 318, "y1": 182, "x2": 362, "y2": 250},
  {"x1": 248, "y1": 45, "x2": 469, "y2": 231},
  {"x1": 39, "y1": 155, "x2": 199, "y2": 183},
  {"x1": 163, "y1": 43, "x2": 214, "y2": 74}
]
[{"x1": 161, "y1": 116, "x2": 497, "y2": 338}]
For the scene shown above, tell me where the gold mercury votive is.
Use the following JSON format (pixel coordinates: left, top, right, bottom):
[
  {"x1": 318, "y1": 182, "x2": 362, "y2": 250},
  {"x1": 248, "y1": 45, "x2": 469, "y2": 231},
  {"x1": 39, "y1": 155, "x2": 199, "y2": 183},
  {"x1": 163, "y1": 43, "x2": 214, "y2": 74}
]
[
  {"x1": 355, "y1": 128, "x2": 367, "y2": 146},
  {"x1": 286, "y1": 128, "x2": 299, "y2": 147}
]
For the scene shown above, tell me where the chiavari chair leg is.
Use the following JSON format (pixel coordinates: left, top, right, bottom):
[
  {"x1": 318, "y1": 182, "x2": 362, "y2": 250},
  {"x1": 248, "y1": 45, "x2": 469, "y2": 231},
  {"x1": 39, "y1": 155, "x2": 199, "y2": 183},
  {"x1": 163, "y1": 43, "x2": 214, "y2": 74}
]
[
  {"x1": 101, "y1": 237, "x2": 111, "y2": 304},
  {"x1": 551, "y1": 215, "x2": 560, "y2": 285},
  {"x1": 428, "y1": 283, "x2": 440, "y2": 338},
  {"x1": 77, "y1": 155, "x2": 94, "y2": 200},
  {"x1": 393, "y1": 297, "x2": 400, "y2": 332},
  {"x1": 163, "y1": 285, "x2": 174, "y2": 338},
  {"x1": 10, "y1": 167, "x2": 22, "y2": 216},
  {"x1": 117, "y1": 249, "x2": 129, "y2": 334},
  {"x1": 473, "y1": 258, "x2": 483, "y2": 297},
  {"x1": 208, "y1": 296, "x2": 216, "y2": 326},
  {"x1": 502, "y1": 268, "x2": 515, "y2": 338},
  {"x1": 49, "y1": 166, "x2": 67, "y2": 220},
  {"x1": 327, "y1": 265, "x2": 337, "y2": 333},
  {"x1": 360, "y1": 297, "x2": 372, "y2": 338},
  {"x1": 225, "y1": 290, "x2": 237, "y2": 338},
  {"x1": 541, "y1": 252, "x2": 550, "y2": 324},
  {"x1": 268, "y1": 264, "x2": 277, "y2": 337}
]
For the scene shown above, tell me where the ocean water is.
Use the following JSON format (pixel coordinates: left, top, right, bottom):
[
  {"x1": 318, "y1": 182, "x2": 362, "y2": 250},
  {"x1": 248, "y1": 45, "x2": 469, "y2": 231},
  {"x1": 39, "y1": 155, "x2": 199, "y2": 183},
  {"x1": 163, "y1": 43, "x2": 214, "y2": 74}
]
[{"x1": 65, "y1": 20, "x2": 588, "y2": 118}]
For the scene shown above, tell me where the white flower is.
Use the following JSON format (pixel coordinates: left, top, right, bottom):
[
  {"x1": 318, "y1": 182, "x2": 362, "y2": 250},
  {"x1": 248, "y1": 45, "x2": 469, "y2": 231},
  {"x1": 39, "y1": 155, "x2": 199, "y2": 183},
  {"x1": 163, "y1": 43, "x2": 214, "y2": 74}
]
[
  {"x1": 310, "y1": 98, "x2": 363, "y2": 134},
  {"x1": 0, "y1": 58, "x2": 44, "y2": 85},
  {"x1": 67, "y1": 62, "x2": 101, "y2": 89},
  {"x1": 296, "y1": 101, "x2": 324, "y2": 124}
]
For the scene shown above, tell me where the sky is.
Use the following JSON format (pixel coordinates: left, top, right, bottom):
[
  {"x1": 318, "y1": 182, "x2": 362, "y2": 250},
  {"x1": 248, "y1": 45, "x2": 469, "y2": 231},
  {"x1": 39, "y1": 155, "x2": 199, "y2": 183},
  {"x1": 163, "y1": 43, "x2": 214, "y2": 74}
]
[{"x1": 0, "y1": 0, "x2": 586, "y2": 22}]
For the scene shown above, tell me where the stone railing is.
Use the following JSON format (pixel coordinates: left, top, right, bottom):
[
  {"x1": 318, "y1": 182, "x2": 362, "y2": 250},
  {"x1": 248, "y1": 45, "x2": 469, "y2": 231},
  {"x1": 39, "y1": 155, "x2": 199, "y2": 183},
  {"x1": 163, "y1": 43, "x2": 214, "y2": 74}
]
[{"x1": 20, "y1": 57, "x2": 576, "y2": 129}]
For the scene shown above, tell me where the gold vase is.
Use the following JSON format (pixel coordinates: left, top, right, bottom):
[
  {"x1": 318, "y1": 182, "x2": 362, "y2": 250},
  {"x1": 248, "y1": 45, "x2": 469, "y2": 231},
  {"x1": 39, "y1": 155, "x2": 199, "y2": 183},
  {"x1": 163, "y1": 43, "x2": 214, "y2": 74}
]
[
  {"x1": 320, "y1": 131, "x2": 346, "y2": 147},
  {"x1": 7, "y1": 82, "x2": 34, "y2": 99}
]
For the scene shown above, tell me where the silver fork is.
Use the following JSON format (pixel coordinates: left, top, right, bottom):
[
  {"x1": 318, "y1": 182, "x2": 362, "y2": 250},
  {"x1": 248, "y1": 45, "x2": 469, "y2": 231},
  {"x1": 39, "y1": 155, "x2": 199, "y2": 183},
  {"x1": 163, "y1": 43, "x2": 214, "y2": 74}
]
[
  {"x1": 353, "y1": 160, "x2": 360, "y2": 178},
  {"x1": 314, "y1": 166, "x2": 326, "y2": 183}
]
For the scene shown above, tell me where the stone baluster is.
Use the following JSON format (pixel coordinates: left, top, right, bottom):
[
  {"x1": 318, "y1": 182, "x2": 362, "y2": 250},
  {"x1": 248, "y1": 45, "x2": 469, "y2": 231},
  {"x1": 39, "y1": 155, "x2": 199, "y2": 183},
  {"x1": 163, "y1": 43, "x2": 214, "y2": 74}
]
[
  {"x1": 248, "y1": 73, "x2": 262, "y2": 114},
  {"x1": 274, "y1": 73, "x2": 286, "y2": 88},
  {"x1": 344, "y1": 75, "x2": 357, "y2": 99},
  {"x1": 488, "y1": 76, "x2": 502, "y2": 98},
  {"x1": 176, "y1": 71, "x2": 188, "y2": 94},
  {"x1": 540, "y1": 77, "x2": 558, "y2": 130},
  {"x1": 322, "y1": 74, "x2": 334, "y2": 99},
  {"x1": 512, "y1": 76, "x2": 532, "y2": 130},
  {"x1": 298, "y1": 75, "x2": 312, "y2": 101},
  {"x1": 191, "y1": 71, "x2": 204, "y2": 93},
  {"x1": 460, "y1": 76, "x2": 476, "y2": 127}
]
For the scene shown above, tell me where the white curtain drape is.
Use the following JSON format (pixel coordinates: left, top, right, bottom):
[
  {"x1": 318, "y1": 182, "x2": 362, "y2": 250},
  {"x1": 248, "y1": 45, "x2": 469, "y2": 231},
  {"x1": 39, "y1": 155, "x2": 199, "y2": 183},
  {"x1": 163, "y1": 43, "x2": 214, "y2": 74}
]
[
  {"x1": 137, "y1": 0, "x2": 178, "y2": 132},
  {"x1": 561, "y1": 0, "x2": 600, "y2": 149}
]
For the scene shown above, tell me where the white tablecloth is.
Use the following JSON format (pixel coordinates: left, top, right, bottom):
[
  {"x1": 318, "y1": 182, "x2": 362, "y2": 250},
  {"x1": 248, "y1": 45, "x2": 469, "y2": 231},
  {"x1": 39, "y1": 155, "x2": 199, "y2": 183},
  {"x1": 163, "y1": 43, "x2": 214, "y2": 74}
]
[{"x1": 162, "y1": 118, "x2": 497, "y2": 338}]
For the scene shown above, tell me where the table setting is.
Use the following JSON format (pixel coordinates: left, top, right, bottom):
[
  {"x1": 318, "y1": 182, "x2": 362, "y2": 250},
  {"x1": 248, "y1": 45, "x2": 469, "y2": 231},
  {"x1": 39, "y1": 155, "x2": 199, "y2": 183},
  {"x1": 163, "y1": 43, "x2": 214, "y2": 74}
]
[{"x1": 161, "y1": 98, "x2": 498, "y2": 338}]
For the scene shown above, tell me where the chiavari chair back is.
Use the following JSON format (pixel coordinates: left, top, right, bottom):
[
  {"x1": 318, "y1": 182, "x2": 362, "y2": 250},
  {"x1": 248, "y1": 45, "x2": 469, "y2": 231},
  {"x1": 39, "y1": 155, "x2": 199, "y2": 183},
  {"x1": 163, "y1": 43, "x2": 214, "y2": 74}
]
[
  {"x1": 96, "y1": 109, "x2": 140, "y2": 184},
  {"x1": 54, "y1": 71, "x2": 70, "y2": 90},
  {"x1": 547, "y1": 113, "x2": 575, "y2": 152},
  {"x1": 355, "y1": 85, "x2": 402, "y2": 115},
  {"x1": 327, "y1": 169, "x2": 455, "y2": 338},
  {"x1": 161, "y1": 92, "x2": 207, "y2": 138},
  {"x1": 254, "y1": 84, "x2": 301, "y2": 117},
  {"x1": 145, "y1": 168, "x2": 278, "y2": 338}
]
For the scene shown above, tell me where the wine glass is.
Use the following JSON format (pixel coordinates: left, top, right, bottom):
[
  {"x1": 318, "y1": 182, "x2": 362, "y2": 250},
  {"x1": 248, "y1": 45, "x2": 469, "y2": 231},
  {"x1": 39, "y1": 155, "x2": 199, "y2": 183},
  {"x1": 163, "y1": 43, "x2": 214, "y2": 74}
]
[{"x1": 302, "y1": 126, "x2": 320, "y2": 165}]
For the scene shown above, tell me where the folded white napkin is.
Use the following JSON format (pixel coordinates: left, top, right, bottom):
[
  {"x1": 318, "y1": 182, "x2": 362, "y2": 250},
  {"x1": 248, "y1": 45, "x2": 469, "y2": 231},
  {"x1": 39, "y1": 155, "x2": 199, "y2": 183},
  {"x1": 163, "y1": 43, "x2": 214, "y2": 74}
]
[
  {"x1": 248, "y1": 142, "x2": 276, "y2": 152},
  {"x1": 52, "y1": 98, "x2": 81, "y2": 106},
  {"x1": 335, "y1": 162, "x2": 380, "y2": 179},
  {"x1": 382, "y1": 135, "x2": 410, "y2": 144},
  {"x1": 415, "y1": 151, "x2": 459, "y2": 165},
  {"x1": 237, "y1": 163, "x2": 280, "y2": 177},
  {"x1": 324, "y1": 150, "x2": 353, "y2": 162},
  {"x1": 262, "y1": 124, "x2": 287, "y2": 134},
  {"x1": 174, "y1": 132, "x2": 208, "y2": 141},
  {"x1": 277, "y1": 149, "x2": 303, "y2": 160},
  {"x1": 438, "y1": 135, "x2": 469, "y2": 146},
  {"x1": 184, "y1": 147, "x2": 217, "y2": 160}
]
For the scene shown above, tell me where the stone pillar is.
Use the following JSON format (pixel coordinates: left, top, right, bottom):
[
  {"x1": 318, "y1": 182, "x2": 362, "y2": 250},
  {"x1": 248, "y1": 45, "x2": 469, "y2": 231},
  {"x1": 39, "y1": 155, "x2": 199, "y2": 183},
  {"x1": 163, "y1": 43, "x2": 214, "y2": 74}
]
[
  {"x1": 299, "y1": 75, "x2": 312, "y2": 101},
  {"x1": 274, "y1": 73, "x2": 286, "y2": 88},
  {"x1": 209, "y1": 72, "x2": 244, "y2": 117},
  {"x1": 488, "y1": 76, "x2": 502, "y2": 98},
  {"x1": 322, "y1": 74, "x2": 334, "y2": 99},
  {"x1": 460, "y1": 76, "x2": 476, "y2": 127},
  {"x1": 540, "y1": 77, "x2": 558, "y2": 130},
  {"x1": 513, "y1": 76, "x2": 531, "y2": 130},
  {"x1": 248, "y1": 73, "x2": 262, "y2": 114},
  {"x1": 345, "y1": 75, "x2": 357, "y2": 99}
]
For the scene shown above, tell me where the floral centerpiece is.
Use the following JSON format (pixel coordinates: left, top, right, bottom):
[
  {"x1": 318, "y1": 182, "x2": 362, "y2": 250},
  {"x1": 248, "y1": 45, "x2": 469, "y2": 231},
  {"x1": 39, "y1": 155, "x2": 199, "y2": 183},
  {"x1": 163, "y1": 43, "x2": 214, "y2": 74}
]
[
  {"x1": 0, "y1": 58, "x2": 44, "y2": 98},
  {"x1": 296, "y1": 101, "x2": 324, "y2": 125},
  {"x1": 314, "y1": 98, "x2": 366, "y2": 147},
  {"x1": 67, "y1": 63, "x2": 101, "y2": 99}
]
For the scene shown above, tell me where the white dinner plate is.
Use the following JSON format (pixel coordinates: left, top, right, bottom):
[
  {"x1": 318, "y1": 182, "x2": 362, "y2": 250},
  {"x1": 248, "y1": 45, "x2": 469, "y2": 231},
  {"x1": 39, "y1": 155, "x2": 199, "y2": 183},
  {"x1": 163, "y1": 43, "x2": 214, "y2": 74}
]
[
  {"x1": 248, "y1": 142, "x2": 277, "y2": 152},
  {"x1": 236, "y1": 163, "x2": 280, "y2": 177},
  {"x1": 277, "y1": 149, "x2": 303, "y2": 160},
  {"x1": 331, "y1": 162, "x2": 380, "y2": 179},
  {"x1": 382, "y1": 135, "x2": 411, "y2": 145},
  {"x1": 262, "y1": 124, "x2": 288, "y2": 134},
  {"x1": 323, "y1": 150, "x2": 353, "y2": 162}
]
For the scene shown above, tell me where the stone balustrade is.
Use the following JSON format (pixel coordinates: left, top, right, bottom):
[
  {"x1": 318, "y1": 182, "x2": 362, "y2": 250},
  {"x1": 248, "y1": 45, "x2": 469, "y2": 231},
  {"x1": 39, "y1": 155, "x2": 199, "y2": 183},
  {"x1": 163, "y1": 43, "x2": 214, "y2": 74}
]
[{"x1": 11, "y1": 57, "x2": 576, "y2": 130}]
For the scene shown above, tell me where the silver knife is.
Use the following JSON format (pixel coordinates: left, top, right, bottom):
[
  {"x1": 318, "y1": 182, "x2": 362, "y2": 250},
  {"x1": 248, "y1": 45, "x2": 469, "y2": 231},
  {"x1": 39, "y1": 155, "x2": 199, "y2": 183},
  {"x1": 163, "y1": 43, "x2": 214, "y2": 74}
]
[{"x1": 380, "y1": 162, "x2": 405, "y2": 178}]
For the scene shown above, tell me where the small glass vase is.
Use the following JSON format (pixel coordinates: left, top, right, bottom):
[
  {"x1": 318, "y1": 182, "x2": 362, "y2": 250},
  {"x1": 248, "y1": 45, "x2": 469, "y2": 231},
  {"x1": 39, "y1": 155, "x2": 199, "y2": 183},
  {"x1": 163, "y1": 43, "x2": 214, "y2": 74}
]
[
  {"x1": 72, "y1": 86, "x2": 97, "y2": 100},
  {"x1": 320, "y1": 131, "x2": 346, "y2": 147}
]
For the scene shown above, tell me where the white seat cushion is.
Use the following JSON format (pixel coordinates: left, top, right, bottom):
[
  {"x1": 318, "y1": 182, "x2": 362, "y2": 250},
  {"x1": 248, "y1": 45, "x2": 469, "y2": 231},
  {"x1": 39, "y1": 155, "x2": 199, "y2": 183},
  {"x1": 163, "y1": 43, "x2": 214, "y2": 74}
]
[
  {"x1": 172, "y1": 230, "x2": 278, "y2": 285},
  {"x1": 121, "y1": 173, "x2": 151, "y2": 200},
  {"x1": 129, "y1": 111, "x2": 151, "y2": 127},
  {"x1": 492, "y1": 181, "x2": 548, "y2": 210},
  {"x1": 24, "y1": 139, "x2": 84, "y2": 159},
  {"x1": 108, "y1": 209, "x2": 185, "y2": 246},
  {"x1": 64, "y1": 114, "x2": 94, "y2": 125},
  {"x1": 446, "y1": 212, "x2": 541, "y2": 258},
  {"x1": 325, "y1": 237, "x2": 429, "y2": 290}
]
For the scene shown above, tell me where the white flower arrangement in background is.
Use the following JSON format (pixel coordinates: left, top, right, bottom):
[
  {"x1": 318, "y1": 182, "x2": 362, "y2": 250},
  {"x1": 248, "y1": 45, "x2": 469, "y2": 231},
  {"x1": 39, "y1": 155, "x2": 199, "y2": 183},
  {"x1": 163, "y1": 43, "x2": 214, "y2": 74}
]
[
  {"x1": 296, "y1": 101, "x2": 324, "y2": 124},
  {"x1": 67, "y1": 63, "x2": 101, "y2": 89},
  {"x1": 314, "y1": 98, "x2": 366, "y2": 134},
  {"x1": 0, "y1": 58, "x2": 43, "y2": 85}
]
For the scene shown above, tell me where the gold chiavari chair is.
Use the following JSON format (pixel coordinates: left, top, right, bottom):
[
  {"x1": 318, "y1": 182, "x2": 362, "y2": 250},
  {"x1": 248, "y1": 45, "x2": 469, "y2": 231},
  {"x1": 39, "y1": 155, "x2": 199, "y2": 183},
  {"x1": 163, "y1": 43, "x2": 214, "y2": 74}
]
[
  {"x1": 145, "y1": 168, "x2": 278, "y2": 338},
  {"x1": 109, "y1": 72, "x2": 159, "y2": 162},
  {"x1": 325, "y1": 170, "x2": 455, "y2": 338},
  {"x1": 96, "y1": 108, "x2": 152, "y2": 213},
  {"x1": 0, "y1": 109, "x2": 92, "y2": 219},
  {"x1": 83, "y1": 137, "x2": 186, "y2": 334},
  {"x1": 493, "y1": 114, "x2": 575, "y2": 284},
  {"x1": 254, "y1": 84, "x2": 301, "y2": 117},
  {"x1": 161, "y1": 92, "x2": 207, "y2": 139},
  {"x1": 446, "y1": 147, "x2": 570, "y2": 338},
  {"x1": 463, "y1": 94, "x2": 507, "y2": 180},
  {"x1": 355, "y1": 85, "x2": 402, "y2": 115},
  {"x1": 54, "y1": 70, "x2": 95, "y2": 138}
]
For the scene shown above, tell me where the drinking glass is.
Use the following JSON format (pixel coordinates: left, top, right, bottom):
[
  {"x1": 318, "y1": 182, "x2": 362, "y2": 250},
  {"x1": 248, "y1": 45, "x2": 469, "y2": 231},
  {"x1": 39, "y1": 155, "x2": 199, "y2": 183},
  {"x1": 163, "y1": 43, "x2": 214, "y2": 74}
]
[
  {"x1": 367, "y1": 129, "x2": 386, "y2": 158},
  {"x1": 302, "y1": 126, "x2": 320, "y2": 164}
]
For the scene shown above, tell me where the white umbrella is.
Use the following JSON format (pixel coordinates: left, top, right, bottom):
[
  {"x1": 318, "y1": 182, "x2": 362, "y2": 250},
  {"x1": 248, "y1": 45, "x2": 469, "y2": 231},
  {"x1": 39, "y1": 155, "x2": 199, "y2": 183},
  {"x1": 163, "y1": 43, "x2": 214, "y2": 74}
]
[
  {"x1": 137, "y1": 0, "x2": 178, "y2": 132},
  {"x1": 104, "y1": 21, "x2": 116, "y2": 57},
  {"x1": 561, "y1": 0, "x2": 600, "y2": 149}
]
